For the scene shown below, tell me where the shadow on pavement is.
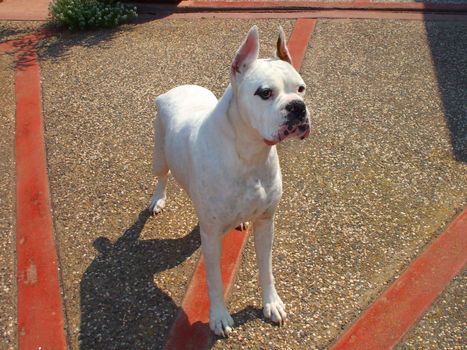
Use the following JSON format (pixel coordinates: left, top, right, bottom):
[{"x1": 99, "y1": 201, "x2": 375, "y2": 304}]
[
  {"x1": 0, "y1": 23, "x2": 46, "y2": 43},
  {"x1": 34, "y1": 10, "x2": 177, "y2": 63},
  {"x1": 0, "y1": 23, "x2": 121, "y2": 68},
  {"x1": 3, "y1": 17, "x2": 159, "y2": 68},
  {"x1": 79, "y1": 209, "x2": 201, "y2": 349},
  {"x1": 38, "y1": 24, "x2": 132, "y2": 61},
  {"x1": 425, "y1": 19, "x2": 467, "y2": 162}
]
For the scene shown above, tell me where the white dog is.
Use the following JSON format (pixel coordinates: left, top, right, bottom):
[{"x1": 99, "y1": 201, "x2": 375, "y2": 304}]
[{"x1": 149, "y1": 25, "x2": 310, "y2": 336}]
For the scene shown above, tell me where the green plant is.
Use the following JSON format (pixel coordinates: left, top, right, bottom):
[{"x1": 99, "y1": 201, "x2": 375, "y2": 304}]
[{"x1": 49, "y1": 0, "x2": 137, "y2": 30}]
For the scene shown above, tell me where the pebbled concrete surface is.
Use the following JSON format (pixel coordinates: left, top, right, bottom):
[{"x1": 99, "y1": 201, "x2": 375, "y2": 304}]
[
  {"x1": 400, "y1": 270, "x2": 466, "y2": 350},
  {"x1": 39, "y1": 19, "x2": 293, "y2": 349},
  {"x1": 211, "y1": 19, "x2": 466, "y2": 349},
  {"x1": 0, "y1": 52, "x2": 16, "y2": 350},
  {"x1": 1, "y1": 15, "x2": 465, "y2": 350},
  {"x1": 0, "y1": 21, "x2": 45, "y2": 43}
]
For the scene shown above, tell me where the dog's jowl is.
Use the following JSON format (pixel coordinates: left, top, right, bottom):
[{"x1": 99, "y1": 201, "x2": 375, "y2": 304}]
[{"x1": 149, "y1": 26, "x2": 310, "y2": 336}]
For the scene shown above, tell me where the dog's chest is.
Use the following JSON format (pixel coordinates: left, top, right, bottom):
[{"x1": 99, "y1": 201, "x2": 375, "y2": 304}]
[
  {"x1": 224, "y1": 173, "x2": 281, "y2": 225},
  {"x1": 192, "y1": 155, "x2": 282, "y2": 232},
  {"x1": 238, "y1": 177, "x2": 268, "y2": 209}
]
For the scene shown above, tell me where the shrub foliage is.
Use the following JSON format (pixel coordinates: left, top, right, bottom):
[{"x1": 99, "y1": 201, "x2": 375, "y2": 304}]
[{"x1": 49, "y1": 0, "x2": 137, "y2": 30}]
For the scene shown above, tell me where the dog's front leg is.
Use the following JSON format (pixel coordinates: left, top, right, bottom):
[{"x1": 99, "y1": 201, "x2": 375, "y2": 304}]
[
  {"x1": 253, "y1": 217, "x2": 287, "y2": 325},
  {"x1": 200, "y1": 229, "x2": 234, "y2": 336}
]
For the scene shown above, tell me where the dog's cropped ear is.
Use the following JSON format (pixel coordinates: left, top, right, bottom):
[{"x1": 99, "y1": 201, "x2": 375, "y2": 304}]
[
  {"x1": 231, "y1": 25, "x2": 259, "y2": 76},
  {"x1": 276, "y1": 26, "x2": 292, "y2": 65}
]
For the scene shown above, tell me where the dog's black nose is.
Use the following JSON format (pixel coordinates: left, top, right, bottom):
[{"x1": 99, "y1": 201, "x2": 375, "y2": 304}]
[{"x1": 285, "y1": 100, "x2": 307, "y2": 122}]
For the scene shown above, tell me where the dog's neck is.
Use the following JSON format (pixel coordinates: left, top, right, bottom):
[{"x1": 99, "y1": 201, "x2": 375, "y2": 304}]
[{"x1": 214, "y1": 84, "x2": 274, "y2": 165}]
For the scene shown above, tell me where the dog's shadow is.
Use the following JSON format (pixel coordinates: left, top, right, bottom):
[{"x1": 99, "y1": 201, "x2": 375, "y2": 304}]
[
  {"x1": 79, "y1": 209, "x2": 202, "y2": 349},
  {"x1": 79, "y1": 209, "x2": 266, "y2": 349}
]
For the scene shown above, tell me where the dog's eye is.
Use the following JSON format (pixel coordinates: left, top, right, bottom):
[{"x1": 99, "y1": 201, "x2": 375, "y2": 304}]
[
  {"x1": 298, "y1": 86, "x2": 306, "y2": 93},
  {"x1": 255, "y1": 87, "x2": 273, "y2": 100}
]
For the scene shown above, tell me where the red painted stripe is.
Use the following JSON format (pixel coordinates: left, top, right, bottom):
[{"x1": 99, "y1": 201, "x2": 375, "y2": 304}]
[
  {"x1": 12, "y1": 36, "x2": 68, "y2": 349},
  {"x1": 331, "y1": 208, "x2": 467, "y2": 350},
  {"x1": 172, "y1": 0, "x2": 467, "y2": 12},
  {"x1": 163, "y1": 20, "x2": 316, "y2": 350},
  {"x1": 0, "y1": 0, "x2": 50, "y2": 21},
  {"x1": 164, "y1": 228, "x2": 249, "y2": 350},
  {"x1": 0, "y1": 41, "x2": 13, "y2": 51},
  {"x1": 0, "y1": 31, "x2": 51, "y2": 53},
  {"x1": 287, "y1": 19, "x2": 316, "y2": 71}
]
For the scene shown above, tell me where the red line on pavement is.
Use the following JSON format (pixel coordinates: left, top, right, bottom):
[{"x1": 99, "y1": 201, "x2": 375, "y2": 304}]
[
  {"x1": 164, "y1": 228, "x2": 249, "y2": 350},
  {"x1": 163, "y1": 20, "x2": 316, "y2": 349},
  {"x1": 7, "y1": 34, "x2": 68, "y2": 349},
  {"x1": 288, "y1": 19, "x2": 316, "y2": 71},
  {"x1": 331, "y1": 208, "x2": 467, "y2": 350},
  {"x1": 0, "y1": 0, "x2": 50, "y2": 21},
  {"x1": 173, "y1": 0, "x2": 467, "y2": 11}
]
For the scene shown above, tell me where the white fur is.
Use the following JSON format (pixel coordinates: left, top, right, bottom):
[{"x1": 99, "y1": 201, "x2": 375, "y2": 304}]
[{"x1": 149, "y1": 26, "x2": 310, "y2": 336}]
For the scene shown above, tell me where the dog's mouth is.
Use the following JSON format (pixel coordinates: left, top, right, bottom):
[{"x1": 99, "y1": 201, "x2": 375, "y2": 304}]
[
  {"x1": 264, "y1": 138, "x2": 279, "y2": 146},
  {"x1": 264, "y1": 123, "x2": 310, "y2": 146}
]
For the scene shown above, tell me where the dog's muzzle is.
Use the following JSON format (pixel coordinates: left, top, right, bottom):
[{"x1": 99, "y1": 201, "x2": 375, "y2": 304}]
[{"x1": 264, "y1": 100, "x2": 311, "y2": 146}]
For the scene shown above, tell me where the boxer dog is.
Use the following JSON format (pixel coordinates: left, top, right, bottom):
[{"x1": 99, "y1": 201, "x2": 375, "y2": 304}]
[{"x1": 149, "y1": 26, "x2": 310, "y2": 336}]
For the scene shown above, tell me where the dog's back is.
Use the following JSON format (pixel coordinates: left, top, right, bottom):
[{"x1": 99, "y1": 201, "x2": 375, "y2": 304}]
[
  {"x1": 155, "y1": 85, "x2": 217, "y2": 127},
  {"x1": 152, "y1": 85, "x2": 218, "y2": 191}
]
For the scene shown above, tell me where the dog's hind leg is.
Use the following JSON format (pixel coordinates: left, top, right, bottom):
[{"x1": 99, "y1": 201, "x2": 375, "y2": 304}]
[
  {"x1": 148, "y1": 114, "x2": 169, "y2": 215},
  {"x1": 148, "y1": 175, "x2": 167, "y2": 215}
]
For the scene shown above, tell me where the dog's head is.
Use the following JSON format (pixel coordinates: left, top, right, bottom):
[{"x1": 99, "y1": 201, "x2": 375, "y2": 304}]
[{"x1": 231, "y1": 25, "x2": 311, "y2": 146}]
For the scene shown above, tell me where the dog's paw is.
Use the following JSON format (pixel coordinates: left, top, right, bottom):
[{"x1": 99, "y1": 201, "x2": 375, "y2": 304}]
[
  {"x1": 210, "y1": 306, "x2": 234, "y2": 337},
  {"x1": 263, "y1": 292, "x2": 287, "y2": 325},
  {"x1": 148, "y1": 197, "x2": 166, "y2": 215}
]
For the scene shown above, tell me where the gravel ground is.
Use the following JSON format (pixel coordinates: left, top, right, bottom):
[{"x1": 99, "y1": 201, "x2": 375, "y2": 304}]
[
  {"x1": 400, "y1": 270, "x2": 466, "y2": 350},
  {"x1": 0, "y1": 21, "x2": 46, "y2": 43},
  {"x1": 211, "y1": 19, "x2": 467, "y2": 349},
  {"x1": 0, "y1": 52, "x2": 16, "y2": 350},
  {"x1": 39, "y1": 19, "x2": 294, "y2": 349},
  {"x1": 3, "y1": 16, "x2": 465, "y2": 350}
]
